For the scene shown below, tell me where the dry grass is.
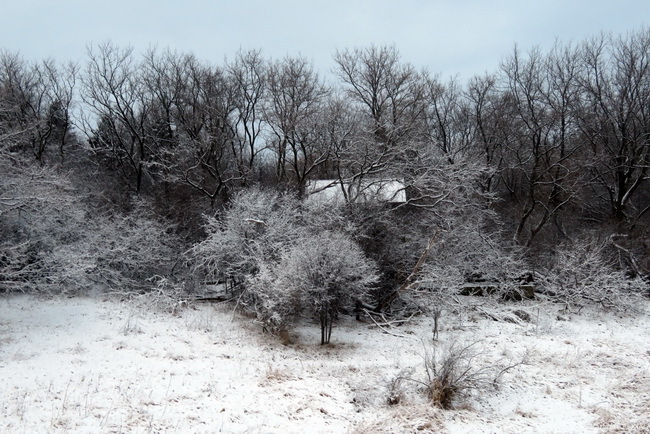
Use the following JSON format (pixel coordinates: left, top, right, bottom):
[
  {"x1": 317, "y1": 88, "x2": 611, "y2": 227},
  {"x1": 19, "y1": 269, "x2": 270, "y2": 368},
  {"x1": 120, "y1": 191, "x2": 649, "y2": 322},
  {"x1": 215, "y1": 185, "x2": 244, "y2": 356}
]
[
  {"x1": 351, "y1": 404, "x2": 446, "y2": 433},
  {"x1": 389, "y1": 339, "x2": 527, "y2": 410},
  {"x1": 593, "y1": 371, "x2": 650, "y2": 433},
  {"x1": 423, "y1": 341, "x2": 495, "y2": 409}
]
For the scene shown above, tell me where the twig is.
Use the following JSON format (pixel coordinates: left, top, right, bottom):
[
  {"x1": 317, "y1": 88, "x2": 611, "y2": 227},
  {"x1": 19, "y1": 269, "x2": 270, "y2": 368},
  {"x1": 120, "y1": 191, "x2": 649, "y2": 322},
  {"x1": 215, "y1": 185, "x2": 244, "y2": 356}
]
[
  {"x1": 363, "y1": 309, "x2": 411, "y2": 338},
  {"x1": 231, "y1": 289, "x2": 247, "y2": 322},
  {"x1": 370, "y1": 314, "x2": 415, "y2": 327},
  {"x1": 493, "y1": 352, "x2": 529, "y2": 387}
]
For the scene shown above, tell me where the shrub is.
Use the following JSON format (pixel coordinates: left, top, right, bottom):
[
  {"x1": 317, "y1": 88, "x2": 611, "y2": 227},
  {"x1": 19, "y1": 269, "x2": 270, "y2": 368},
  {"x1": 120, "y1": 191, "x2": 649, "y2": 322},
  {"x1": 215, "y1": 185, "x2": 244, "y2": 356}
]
[
  {"x1": 422, "y1": 341, "x2": 493, "y2": 409},
  {"x1": 275, "y1": 232, "x2": 378, "y2": 344},
  {"x1": 187, "y1": 188, "x2": 304, "y2": 288},
  {"x1": 248, "y1": 231, "x2": 378, "y2": 344},
  {"x1": 540, "y1": 234, "x2": 647, "y2": 312},
  {"x1": 189, "y1": 188, "x2": 378, "y2": 344},
  {"x1": 391, "y1": 340, "x2": 525, "y2": 409},
  {"x1": 0, "y1": 156, "x2": 179, "y2": 294}
]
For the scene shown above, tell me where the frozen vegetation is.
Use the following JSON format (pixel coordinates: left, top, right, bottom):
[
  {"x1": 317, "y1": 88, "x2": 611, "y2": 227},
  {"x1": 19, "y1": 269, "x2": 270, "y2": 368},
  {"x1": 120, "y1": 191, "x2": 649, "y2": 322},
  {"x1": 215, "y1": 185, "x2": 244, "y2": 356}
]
[
  {"x1": 0, "y1": 293, "x2": 648, "y2": 432},
  {"x1": 1, "y1": 27, "x2": 649, "y2": 433}
]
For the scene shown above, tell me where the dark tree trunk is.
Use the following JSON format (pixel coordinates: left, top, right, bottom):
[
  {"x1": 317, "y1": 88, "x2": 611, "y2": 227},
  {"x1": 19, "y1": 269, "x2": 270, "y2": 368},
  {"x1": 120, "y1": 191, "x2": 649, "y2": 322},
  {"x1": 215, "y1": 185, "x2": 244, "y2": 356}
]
[{"x1": 320, "y1": 305, "x2": 333, "y2": 345}]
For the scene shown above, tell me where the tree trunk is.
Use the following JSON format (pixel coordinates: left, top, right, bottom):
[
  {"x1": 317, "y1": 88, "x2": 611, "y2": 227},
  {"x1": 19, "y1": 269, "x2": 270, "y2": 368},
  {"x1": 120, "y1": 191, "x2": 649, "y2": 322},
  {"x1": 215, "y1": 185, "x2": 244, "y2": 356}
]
[{"x1": 320, "y1": 305, "x2": 333, "y2": 345}]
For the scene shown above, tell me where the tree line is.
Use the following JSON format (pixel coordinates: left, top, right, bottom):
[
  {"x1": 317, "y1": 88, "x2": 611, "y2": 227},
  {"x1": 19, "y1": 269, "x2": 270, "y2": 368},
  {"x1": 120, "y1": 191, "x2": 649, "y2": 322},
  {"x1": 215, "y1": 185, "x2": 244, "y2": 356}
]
[{"x1": 1, "y1": 29, "x2": 648, "y2": 341}]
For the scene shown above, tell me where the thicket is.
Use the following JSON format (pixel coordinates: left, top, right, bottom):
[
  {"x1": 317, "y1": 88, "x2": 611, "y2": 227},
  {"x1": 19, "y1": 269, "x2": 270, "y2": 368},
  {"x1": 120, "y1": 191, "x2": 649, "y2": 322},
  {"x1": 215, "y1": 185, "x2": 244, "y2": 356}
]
[
  {"x1": 1, "y1": 28, "x2": 648, "y2": 341},
  {"x1": 187, "y1": 188, "x2": 377, "y2": 343}
]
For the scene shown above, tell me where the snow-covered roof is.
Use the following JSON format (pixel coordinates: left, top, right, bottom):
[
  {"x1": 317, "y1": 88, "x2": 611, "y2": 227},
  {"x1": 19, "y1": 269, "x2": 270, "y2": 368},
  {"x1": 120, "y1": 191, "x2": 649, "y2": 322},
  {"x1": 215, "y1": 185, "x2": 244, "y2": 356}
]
[{"x1": 305, "y1": 179, "x2": 406, "y2": 205}]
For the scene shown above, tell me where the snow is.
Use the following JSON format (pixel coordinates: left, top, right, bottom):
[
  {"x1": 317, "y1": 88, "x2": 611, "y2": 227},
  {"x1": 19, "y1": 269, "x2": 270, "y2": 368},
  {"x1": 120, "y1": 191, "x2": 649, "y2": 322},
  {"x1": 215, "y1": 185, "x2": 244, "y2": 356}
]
[{"x1": 1, "y1": 294, "x2": 648, "y2": 433}]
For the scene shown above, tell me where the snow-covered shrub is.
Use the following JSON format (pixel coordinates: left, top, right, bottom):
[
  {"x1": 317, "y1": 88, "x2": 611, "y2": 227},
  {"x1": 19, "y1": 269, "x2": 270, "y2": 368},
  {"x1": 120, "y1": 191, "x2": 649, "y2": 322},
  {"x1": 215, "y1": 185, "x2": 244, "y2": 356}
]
[
  {"x1": 540, "y1": 234, "x2": 647, "y2": 312},
  {"x1": 187, "y1": 188, "x2": 305, "y2": 288},
  {"x1": 0, "y1": 154, "x2": 179, "y2": 293},
  {"x1": 263, "y1": 231, "x2": 379, "y2": 344},
  {"x1": 412, "y1": 210, "x2": 529, "y2": 309},
  {"x1": 82, "y1": 200, "x2": 180, "y2": 292},
  {"x1": 246, "y1": 232, "x2": 378, "y2": 344},
  {"x1": 246, "y1": 260, "x2": 303, "y2": 334},
  {"x1": 189, "y1": 188, "x2": 378, "y2": 343},
  {"x1": 391, "y1": 340, "x2": 524, "y2": 409}
]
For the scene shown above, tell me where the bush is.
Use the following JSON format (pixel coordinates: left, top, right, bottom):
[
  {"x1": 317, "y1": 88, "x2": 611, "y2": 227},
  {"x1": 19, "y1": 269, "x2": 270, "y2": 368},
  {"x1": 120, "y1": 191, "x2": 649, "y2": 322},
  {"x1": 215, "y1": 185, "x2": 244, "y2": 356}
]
[
  {"x1": 189, "y1": 187, "x2": 378, "y2": 343},
  {"x1": 187, "y1": 188, "x2": 304, "y2": 288},
  {"x1": 251, "y1": 231, "x2": 378, "y2": 344},
  {"x1": 422, "y1": 341, "x2": 493, "y2": 408},
  {"x1": 540, "y1": 234, "x2": 647, "y2": 312},
  {"x1": 406, "y1": 211, "x2": 529, "y2": 317},
  {"x1": 0, "y1": 156, "x2": 180, "y2": 293},
  {"x1": 391, "y1": 340, "x2": 525, "y2": 409}
]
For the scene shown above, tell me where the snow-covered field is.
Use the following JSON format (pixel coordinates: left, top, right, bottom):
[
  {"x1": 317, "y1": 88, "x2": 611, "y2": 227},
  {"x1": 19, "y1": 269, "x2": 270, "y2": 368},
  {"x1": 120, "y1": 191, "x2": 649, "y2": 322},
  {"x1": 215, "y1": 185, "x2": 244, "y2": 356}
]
[{"x1": 1, "y1": 293, "x2": 648, "y2": 433}]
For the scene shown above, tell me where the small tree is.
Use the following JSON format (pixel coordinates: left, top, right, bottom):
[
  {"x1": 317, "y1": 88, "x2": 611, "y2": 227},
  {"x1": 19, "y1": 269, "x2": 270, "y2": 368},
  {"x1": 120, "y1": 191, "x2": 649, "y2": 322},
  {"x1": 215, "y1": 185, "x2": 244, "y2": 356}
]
[{"x1": 279, "y1": 232, "x2": 379, "y2": 344}]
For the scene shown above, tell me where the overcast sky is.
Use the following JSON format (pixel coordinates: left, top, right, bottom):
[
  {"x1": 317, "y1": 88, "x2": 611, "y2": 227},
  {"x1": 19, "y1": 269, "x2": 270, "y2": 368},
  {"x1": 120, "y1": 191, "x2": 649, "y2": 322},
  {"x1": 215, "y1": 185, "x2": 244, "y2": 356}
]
[{"x1": 2, "y1": 0, "x2": 649, "y2": 81}]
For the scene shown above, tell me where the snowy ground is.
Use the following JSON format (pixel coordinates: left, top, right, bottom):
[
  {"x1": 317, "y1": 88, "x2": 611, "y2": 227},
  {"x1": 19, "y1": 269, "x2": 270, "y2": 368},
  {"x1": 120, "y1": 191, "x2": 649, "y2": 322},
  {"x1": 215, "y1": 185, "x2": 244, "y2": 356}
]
[{"x1": 0, "y1": 293, "x2": 648, "y2": 433}]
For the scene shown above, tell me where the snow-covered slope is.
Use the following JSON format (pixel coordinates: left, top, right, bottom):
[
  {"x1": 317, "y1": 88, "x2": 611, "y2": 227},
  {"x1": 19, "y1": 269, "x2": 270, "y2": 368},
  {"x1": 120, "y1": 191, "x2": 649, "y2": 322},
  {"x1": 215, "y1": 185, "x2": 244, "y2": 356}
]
[{"x1": 1, "y1": 294, "x2": 648, "y2": 433}]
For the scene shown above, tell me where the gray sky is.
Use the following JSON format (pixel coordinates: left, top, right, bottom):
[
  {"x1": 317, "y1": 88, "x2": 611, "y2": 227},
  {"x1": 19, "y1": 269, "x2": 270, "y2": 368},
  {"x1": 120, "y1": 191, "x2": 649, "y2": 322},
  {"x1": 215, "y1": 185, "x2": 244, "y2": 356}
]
[{"x1": 2, "y1": 0, "x2": 649, "y2": 80}]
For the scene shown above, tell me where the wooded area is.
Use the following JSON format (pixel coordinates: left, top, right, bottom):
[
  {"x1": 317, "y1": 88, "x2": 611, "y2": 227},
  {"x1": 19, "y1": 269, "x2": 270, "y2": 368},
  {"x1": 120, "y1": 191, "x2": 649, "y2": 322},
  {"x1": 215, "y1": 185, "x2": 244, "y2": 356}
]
[{"x1": 1, "y1": 29, "x2": 648, "y2": 341}]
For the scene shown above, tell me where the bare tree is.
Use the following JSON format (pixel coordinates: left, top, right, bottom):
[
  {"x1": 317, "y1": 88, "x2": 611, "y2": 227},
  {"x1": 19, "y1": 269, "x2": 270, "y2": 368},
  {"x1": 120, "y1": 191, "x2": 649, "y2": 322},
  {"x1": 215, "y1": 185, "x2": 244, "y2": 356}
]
[
  {"x1": 466, "y1": 73, "x2": 510, "y2": 193},
  {"x1": 265, "y1": 55, "x2": 330, "y2": 192},
  {"x1": 81, "y1": 43, "x2": 153, "y2": 192},
  {"x1": 329, "y1": 47, "x2": 430, "y2": 200},
  {"x1": 422, "y1": 76, "x2": 474, "y2": 164},
  {"x1": 0, "y1": 51, "x2": 77, "y2": 163},
  {"x1": 141, "y1": 49, "x2": 243, "y2": 205},
  {"x1": 497, "y1": 45, "x2": 583, "y2": 246},
  {"x1": 334, "y1": 45, "x2": 426, "y2": 148},
  {"x1": 576, "y1": 29, "x2": 650, "y2": 221},
  {"x1": 225, "y1": 49, "x2": 267, "y2": 184}
]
